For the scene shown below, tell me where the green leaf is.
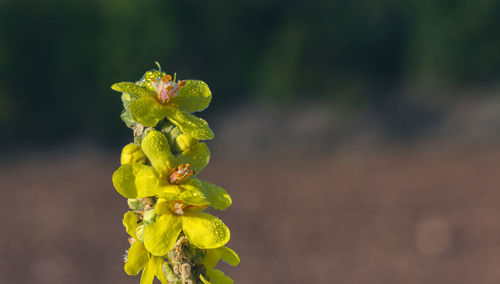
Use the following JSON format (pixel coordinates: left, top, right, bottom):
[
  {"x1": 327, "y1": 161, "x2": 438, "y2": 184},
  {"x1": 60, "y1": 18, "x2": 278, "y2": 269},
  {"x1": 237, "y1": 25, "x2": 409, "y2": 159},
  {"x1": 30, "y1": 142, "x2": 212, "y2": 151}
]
[
  {"x1": 124, "y1": 241, "x2": 150, "y2": 276},
  {"x1": 182, "y1": 212, "x2": 230, "y2": 249},
  {"x1": 121, "y1": 92, "x2": 135, "y2": 111},
  {"x1": 112, "y1": 164, "x2": 164, "y2": 198},
  {"x1": 120, "y1": 110, "x2": 136, "y2": 128},
  {"x1": 176, "y1": 142, "x2": 210, "y2": 175},
  {"x1": 170, "y1": 80, "x2": 212, "y2": 113},
  {"x1": 112, "y1": 82, "x2": 156, "y2": 99},
  {"x1": 121, "y1": 93, "x2": 137, "y2": 127},
  {"x1": 199, "y1": 180, "x2": 232, "y2": 210},
  {"x1": 123, "y1": 211, "x2": 140, "y2": 239},
  {"x1": 207, "y1": 269, "x2": 233, "y2": 284},
  {"x1": 130, "y1": 97, "x2": 168, "y2": 127},
  {"x1": 144, "y1": 213, "x2": 182, "y2": 256},
  {"x1": 141, "y1": 131, "x2": 178, "y2": 176},
  {"x1": 140, "y1": 261, "x2": 155, "y2": 284},
  {"x1": 165, "y1": 108, "x2": 214, "y2": 140}
]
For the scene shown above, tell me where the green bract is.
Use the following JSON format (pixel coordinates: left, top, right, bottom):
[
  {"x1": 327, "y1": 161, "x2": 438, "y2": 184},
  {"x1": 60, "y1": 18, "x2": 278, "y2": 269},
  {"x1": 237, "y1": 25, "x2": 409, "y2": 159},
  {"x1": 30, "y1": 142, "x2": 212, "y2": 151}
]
[
  {"x1": 111, "y1": 70, "x2": 214, "y2": 140},
  {"x1": 112, "y1": 65, "x2": 237, "y2": 283}
]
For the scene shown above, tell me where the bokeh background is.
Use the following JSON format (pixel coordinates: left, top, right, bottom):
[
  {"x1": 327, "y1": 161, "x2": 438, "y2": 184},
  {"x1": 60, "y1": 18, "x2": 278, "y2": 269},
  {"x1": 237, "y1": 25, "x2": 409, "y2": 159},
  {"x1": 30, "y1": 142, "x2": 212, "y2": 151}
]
[{"x1": 2, "y1": 0, "x2": 500, "y2": 283}]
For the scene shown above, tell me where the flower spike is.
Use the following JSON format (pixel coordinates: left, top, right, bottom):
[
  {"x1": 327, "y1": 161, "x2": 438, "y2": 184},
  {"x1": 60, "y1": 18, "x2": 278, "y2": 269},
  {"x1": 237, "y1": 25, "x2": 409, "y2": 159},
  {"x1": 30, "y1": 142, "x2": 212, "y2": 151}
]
[{"x1": 111, "y1": 64, "x2": 236, "y2": 283}]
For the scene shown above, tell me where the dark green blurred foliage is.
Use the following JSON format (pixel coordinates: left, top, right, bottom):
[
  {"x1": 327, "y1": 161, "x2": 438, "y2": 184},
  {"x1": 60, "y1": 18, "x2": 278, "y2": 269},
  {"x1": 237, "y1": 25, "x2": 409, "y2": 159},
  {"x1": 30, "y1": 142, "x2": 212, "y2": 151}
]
[{"x1": 1, "y1": 0, "x2": 500, "y2": 146}]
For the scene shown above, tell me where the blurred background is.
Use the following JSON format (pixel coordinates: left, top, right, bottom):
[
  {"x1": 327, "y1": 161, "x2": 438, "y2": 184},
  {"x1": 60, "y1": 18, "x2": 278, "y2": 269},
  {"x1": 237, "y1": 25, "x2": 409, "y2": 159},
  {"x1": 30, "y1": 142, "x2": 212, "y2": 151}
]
[{"x1": 2, "y1": 0, "x2": 500, "y2": 283}]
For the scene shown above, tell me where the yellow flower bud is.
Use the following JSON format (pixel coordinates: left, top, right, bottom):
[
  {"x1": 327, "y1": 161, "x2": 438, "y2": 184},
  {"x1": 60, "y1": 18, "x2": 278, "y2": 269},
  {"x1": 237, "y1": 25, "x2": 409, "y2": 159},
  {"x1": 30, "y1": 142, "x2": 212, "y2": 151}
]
[
  {"x1": 121, "y1": 143, "x2": 147, "y2": 165},
  {"x1": 175, "y1": 134, "x2": 198, "y2": 152}
]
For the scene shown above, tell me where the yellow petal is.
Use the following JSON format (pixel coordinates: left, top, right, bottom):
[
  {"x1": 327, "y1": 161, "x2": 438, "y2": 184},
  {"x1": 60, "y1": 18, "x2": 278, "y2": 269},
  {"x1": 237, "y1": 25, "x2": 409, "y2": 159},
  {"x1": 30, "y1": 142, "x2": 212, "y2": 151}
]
[
  {"x1": 200, "y1": 274, "x2": 211, "y2": 284},
  {"x1": 140, "y1": 261, "x2": 155, "y2": 284},
  {"x1": 179, "y1": 189, "x2": 209, "y2": 207},
  {"x1": 220, "y1": 246, "x2": 240, "y2": 266},
  {"x1": 124, "y1": 241, "x2": 150, "y2": 276},
  {"x1": 123, "y1": 211, "x2": 139, "y2": 239},
  {"x1": 170, "y1": 80, "x2": 212, "y2": 113},
  {"x1": 112, "y1": 164, "x2": 165, "y2": 198},
  {"x1": 150, "y1": 256, "x2": 169, "y2": 284},
  {"x1": 182, "y1": 212, "x2": 230, "y2": 249},
  {"x1": 130, "y1": 97, "x2": 168, "y2": 127},
  {"x1": 144, "y1": 214, "x2": 182, "y2": 256},
  {"x1": 207, "y1": 269, "x2": 233, "y2": 284},
  {"x1": 111, "y1": 82, "x2": 156, "y2": 98},
  {"x1": 165, "y1": 108, "x2": 214, "y2": 140},
  {"x1": 203, "y1": 246, "x2": 240, "y2": 271},
  {"x1": 199, "y1": 180, "x2": 232, "y2": 210},
  {"x1": 154, "y1": 198, "x2": 173, "y2": 215}
]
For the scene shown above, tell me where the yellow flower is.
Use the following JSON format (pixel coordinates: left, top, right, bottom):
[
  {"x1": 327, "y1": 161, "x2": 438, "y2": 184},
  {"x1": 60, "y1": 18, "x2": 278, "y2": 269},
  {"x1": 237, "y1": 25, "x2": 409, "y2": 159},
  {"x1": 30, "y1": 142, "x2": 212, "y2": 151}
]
[
  {"x1": 121, "y1": 212, "x2": 169, "y2": 283},
  {"x1": 112, "y1": 131, "x2": 231, "y2": 210},
  {"x1": 111, "y1": 69, "x2": 214, "y2": 140}
]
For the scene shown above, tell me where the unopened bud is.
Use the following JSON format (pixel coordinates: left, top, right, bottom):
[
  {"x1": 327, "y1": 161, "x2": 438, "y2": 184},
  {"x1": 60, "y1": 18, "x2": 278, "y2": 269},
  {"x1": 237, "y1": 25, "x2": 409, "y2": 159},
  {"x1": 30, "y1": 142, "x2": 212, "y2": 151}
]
[
  {"x1": 180, "y1": 263, "x2": 191, "y2": 280},
  {"x1": 121, "y1": 144, "x2": 147, "y2": 165},
  {"x1": 162, "y1": 262, "x2": 180, "y2": 283},
  {"x1": 175, "y1": 134, "x2": 198, "y2": 152}
]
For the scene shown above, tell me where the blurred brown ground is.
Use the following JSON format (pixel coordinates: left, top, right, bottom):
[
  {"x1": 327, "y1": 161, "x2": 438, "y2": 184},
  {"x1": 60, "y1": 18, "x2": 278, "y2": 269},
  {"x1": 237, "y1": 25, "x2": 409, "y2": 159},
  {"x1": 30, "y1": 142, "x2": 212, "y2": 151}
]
[{"x1": 2, "y1": 100, "x2": 500, "y2": 284}]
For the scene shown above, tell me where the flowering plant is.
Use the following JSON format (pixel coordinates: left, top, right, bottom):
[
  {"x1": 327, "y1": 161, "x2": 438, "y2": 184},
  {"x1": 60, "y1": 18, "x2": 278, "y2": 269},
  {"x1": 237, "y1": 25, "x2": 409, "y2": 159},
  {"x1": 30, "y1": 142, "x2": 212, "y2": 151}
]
[{"x1": 111, "y1": 64, "x2": 239, "y2": 283}]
